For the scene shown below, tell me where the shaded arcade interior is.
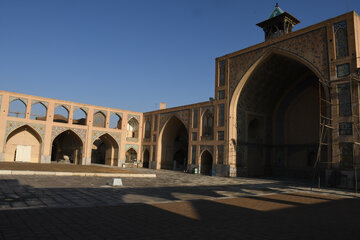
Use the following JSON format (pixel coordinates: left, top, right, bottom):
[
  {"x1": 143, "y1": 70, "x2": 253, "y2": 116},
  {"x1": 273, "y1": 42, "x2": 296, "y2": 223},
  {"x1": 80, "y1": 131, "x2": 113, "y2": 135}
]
[
  {"x1": 160, "y1": 116, "x2": 189, "y2": 171},
  {"x1": 91, "y1": 134, "x2": 119, "y2": 166},
  {"x1": 236, "y1": 53, "x2": 322, "y2": 177},
  {"x1": 51, "y1": 130, "x2": 83, "y2": 164}
]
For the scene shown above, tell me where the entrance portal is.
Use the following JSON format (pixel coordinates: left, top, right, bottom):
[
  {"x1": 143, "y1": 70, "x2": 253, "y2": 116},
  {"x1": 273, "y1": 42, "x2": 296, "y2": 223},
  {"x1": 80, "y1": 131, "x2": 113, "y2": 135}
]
[
  {"x1": 143, "y1": 149, "x2": 150, "y2": 168},
  {"x1": 234, "y1": 53, "x2": 321, "y2": 177}
]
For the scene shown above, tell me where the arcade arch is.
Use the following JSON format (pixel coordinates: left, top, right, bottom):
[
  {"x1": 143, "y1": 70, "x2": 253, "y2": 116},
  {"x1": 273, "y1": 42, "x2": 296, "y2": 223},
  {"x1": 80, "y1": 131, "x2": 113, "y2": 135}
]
[
  {"x1": 125, "y1": 148, "x2": 137, "y2": 163},
  {"x1": 127, "y1": 118, "x2": 139, "y2": 138},
  {"x1": 4, "y1": 125, "x2": 42, "y2": 163},
  {"x1": 53, "y1": 106, "x2": 69, "y2": 123},
  {"x1": 200, "y1": 150, "x2": 213, "y2": 175},
  {"x1": 159, "y1": 116, "x2": 188, "y2": 170},
  {"x1": 30, "y1": 102, "x2": 47, "y2": 121},
  {"x1": 8, "y1": 99, "x2": 26, "y2": 118},
  {"x1": 229, "y1": 51, "x2": 324, "y2": 177},
  {"x1": 73, "y1": 108, "x2": 87, "y2": 125},
  {"x1": 91, "y1": 134, "x2": 119, "y2": 166},
  {"x1": 143, "y1": 149, "x2": 150, "y2": 168},
  {"x1": 51, "y1": 130, "x2": 83, "y2": 164}
]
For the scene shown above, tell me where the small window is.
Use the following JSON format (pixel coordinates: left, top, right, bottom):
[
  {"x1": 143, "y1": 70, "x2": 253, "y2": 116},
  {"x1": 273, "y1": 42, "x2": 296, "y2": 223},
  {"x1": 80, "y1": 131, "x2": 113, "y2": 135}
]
[
  {"x1": 191, "y1": 146, "x2": 197, "y2": 165},
  {"x1": 192, "y1": 132, "x2": 197, "y2": 141},
  {"x1": 193, "y1": 108, "x2": 198, "y2": 128},
  {"x1": 219, "y1": 60, "x2": 226, "y2": 86},
  {"x1": 218, "y1": 104, "x2": 225, "y2": 127},
  {"x1": 218, "y1": 131, "x2": 224, "y2": 140},
  {"x1": 144, "y1": 121, "x2": 151, "y2": 139}
]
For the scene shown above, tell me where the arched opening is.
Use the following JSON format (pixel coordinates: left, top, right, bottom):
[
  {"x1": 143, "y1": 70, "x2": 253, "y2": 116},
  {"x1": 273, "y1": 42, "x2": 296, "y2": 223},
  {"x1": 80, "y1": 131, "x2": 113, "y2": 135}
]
[
  {"x1": 125, "y1": 148, "x2": 137, "y2": 163},
  {"x1": 73, "y1": 108, "x2": 87, "y2": 125},
  {"x1": 160, "y1": 116, "x2": 188, "y2": 170},
  {"x1": 93, "y1": 111, "x2": 106, "y2": 128},
  {"x1": 53, "y1": 106, "x2": 69, "y2": 123},
  {"x1": 4, "y1": 125, "x2": 42, "y2": 163},
  {"x1": 233, "y1": 53, "x2": 322, "y2": 177},
  {"x1": 201, "y1": 110, "x2": 214, "y2": 140},
  {"x1": 30, "y1": 102, "x2": 47, "y2": 121},
  {"x1": 8, "y1": 99, "x2": 26, "y2": 118},
  {"x1": 91, "y1": 134, "x2": 119, "y2": 166},
  {"x1": 110, "y1": 114, "x2": 122, "y2": 129},
  {"x1": 201, "y1": 150, "x2": 213, "y2": 175},
  {"x1": 144, "y1": 121, "x2": 151, "y2": 139},
  {"x1": 127, "y1": 118, "x2": 139, "y2": 139},
  {"x1": 143, "y1": 149, "x2": 150, "y2": 168},
  {"x1": 51, "y1": 130, "x2": 83, "y2": 164}
]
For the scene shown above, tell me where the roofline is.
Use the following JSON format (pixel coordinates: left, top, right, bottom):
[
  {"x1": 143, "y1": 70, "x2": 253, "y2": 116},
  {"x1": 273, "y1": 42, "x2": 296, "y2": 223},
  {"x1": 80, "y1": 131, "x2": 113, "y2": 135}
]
[{"x1": 216, "y1": 11, "x2": 358, "y2": 61}]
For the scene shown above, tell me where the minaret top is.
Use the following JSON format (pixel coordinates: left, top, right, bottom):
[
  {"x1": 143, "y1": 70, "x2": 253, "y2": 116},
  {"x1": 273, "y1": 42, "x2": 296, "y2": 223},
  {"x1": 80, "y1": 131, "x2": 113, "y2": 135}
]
[{"x1": 256, "y1": 4, "x2": 300, "y2": 41}]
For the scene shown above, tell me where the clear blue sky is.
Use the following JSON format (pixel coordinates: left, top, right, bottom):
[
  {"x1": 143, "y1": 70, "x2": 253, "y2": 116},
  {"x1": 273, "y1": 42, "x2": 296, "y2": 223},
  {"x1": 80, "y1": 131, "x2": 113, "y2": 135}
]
[{"x1": 1, "y1": 0, "x2": 360, "y2": 112}]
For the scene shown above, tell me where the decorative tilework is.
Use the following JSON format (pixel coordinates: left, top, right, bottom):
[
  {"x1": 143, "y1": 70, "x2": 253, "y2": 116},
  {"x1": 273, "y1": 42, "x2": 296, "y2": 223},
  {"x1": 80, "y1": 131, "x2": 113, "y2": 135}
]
[
  {"x1": 4, "y1": 120, "x2": 46, "y2": 152},
  {"x1": 91, "y1": 130, "x2": 121, "y2": 146},
  {"x1": 31, "y1": 100, "x2": 48, "y2": 108},
  {"x1": 334, "y1": 21, "x2": 349, "y2": 58},
  {"x1": 127, "y1": 114, "x2": 140, "y2": 122},
  {"x1": 229, "y1": 27, "x2": 329, "y2": 100},
  {"x1": 337, "y1": 83, "x2": 352, "y2": 116},
  {"x1": 94, "y1": 109, "x2": 107, "y2": 116},
  {"x1": 339, "y1": 122, "x2": 353, "y2": 136},
  {"x1": 159, "y1": 109, "x2": 190, "y2": 131},
  {"x1": 54, "y1": 103, "x2": 70, "y2": 111},
  {"x1": 336, "y1": 63, "x2": 350, "y2": 78},
  {"x1": 9, "y1": 97, "x2": 28, "y2": 105},
  {"x1": 126, "y1": 144, "x2": 139, "y2": 152},
  {"x1": 200, "y1": 145, "x2": 214, "y2": 155},
  {"x1": 51, "y1": 126, "x2": 87, "y2": 144}
]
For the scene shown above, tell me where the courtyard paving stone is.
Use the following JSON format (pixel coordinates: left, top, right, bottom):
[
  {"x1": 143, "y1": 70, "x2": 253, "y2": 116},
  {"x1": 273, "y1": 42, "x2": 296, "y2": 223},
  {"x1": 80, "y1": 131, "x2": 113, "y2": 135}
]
[{"x1": 0, "y1": 168, "x2": 359, "y2": 239}]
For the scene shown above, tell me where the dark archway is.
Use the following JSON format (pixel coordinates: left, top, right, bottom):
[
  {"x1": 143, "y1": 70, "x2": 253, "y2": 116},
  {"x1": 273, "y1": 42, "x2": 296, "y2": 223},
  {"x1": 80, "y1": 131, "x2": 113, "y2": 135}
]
[
  {"x1": 235, "y1": 53, "x2": 321, "y2": 177},
  {"x1": 91, "y1": 134, "x2": 119, "y2": 166},
  {"x1": 143, "y1": 149, "x2": 150, "y2": 168},
  {"x1": 160, "y1": 116, "x2": 188, "y2": 170},
  {"x1": 51, "y1": 130, "x2": 83, "y2": 164},
  {"x1": 201, "y1": 150, "x2": 213, "y2": 175}
]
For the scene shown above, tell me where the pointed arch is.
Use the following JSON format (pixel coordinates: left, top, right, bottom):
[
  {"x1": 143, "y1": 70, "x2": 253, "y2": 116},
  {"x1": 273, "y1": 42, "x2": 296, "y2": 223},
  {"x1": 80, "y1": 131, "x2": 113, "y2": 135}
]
[
  {"x1": 110, "y1": 113, "x2": 122, "y2": 129},
  {"x1": 73, "y1": 108, "x2": 87, "y2": 125},
  {"x1": 228, "y1": 48, "x2": 324, "y2": 176},
  {"x1": 30, "y1": 102, "x2": 47, "y2": 121},
  {"x1": 125, "y1": 148, "x2": 137, "y2": 163},
  {"x1": 157, "y1": 115, "x2": 188, "y2": 170},
  {"x1": 53, "y1": 105, "x2": 69, "y2": 123},
  {"x1": 143, "y1": 148, "x2": 150, "y2": 168},
  {"x1": 144, "y1": 120, "x2": 151, "y2": 139},
  {"x1": 201, "y1": 109, "x2": 214, "y2": 140},
  {"x1": 127, "y1": 117, "x2": 139, "y2": 138},
  {"x1": 91, "y1": 133, "x2": 119, "y2": 166},
  {"x1": 51, "y1": 129, "x2": 83, "y2": 164},
  {"x1": 200, "y1": 150, "x2": 213, "y2": 175},
  {"x1": 8, "y1": 99, "x2": 27, "y2": 118},
  {"x1": 5, "y1": 125, "x2": 42, "y2": 163},
  {"x1": 93, "y1": 111, "x2": 106, "y2": 128}
]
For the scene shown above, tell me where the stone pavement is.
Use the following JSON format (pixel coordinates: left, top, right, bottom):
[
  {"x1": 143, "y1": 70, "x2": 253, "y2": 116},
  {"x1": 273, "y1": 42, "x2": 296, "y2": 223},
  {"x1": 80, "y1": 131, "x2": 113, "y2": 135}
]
[{"x1": 0, "y1": 168, "x2": 360, "y2": 239}]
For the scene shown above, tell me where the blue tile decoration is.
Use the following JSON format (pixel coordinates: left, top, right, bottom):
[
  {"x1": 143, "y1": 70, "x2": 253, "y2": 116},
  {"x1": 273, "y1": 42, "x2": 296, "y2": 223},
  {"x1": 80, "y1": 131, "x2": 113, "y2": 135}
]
[
  {"x1": 4, "y1": 120, "x2": 46, "y2": 152},
  {"x1": 94, "y1": 109, "x2": 107, "y2": 116},
  {"x1": 91, "y1": 130, "x2": 121, "y2": 146},
  {"x1": 336, "y1": 63, "x2": 350, "y2": 78},
  {"x1": 159, "y1": 109, "x2": 190, "y2": 131},
  {"x1": 125, "y1": 144, "x2": 138, "y2": 152},
  {"x1": 51, "y1": 126, "x2": 87, "y2": 144}
]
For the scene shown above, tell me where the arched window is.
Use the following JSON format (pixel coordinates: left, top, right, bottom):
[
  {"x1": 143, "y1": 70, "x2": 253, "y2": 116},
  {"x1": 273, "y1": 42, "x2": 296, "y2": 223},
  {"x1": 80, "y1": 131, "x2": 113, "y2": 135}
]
[
  {"x1": 93, "y1": 111, "x2": 106, "y2": 128},
  {"x1": 202, "y1": 110, "x2": 214, "y2": 140},
  {"x1": 8, "y1": 99, "x2": 26, "y2": 118},
  {"x1": 127, "y1": 118, "x2": 139, "y2": 138},
  {"x1": 30, "y1": 102, "x2": 47, "y2": 121},
  {"x1": 144, "y1": 121, "x2": 151, "y2": 139},
  {"x1": 73, "y1": 108, "x2": 87, "y2": 125},
  {"x1": 110, "y1": 114, "x2": 122, "y2": 129},
  {"x1": 53, "y1": 106, "x2": 69, "y2": 123},
  {"x1": 334, "y1": 21, "x2": 349, "y2": 58}
]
